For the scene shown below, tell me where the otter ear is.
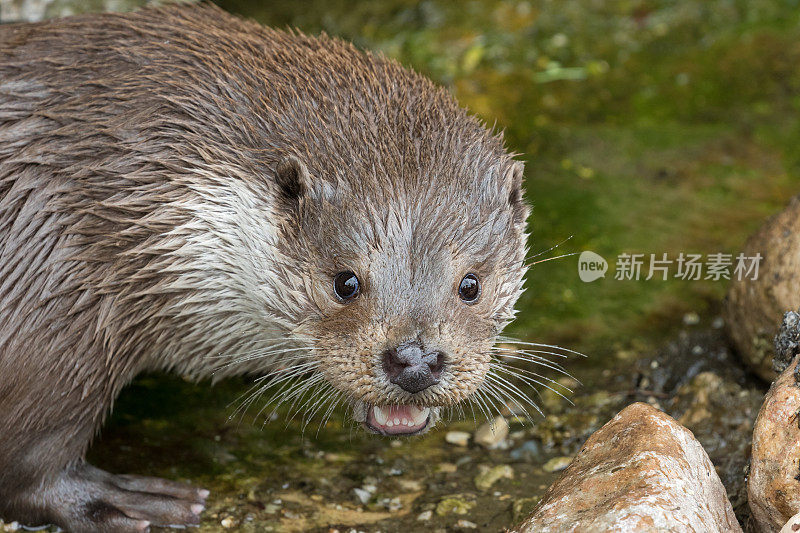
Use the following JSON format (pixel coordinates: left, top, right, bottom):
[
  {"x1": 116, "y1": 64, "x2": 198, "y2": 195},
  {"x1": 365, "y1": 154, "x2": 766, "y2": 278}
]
[
  {"x1": 504, "y1": 161, "x2": 529, "y2": 225},
  {"x1": 275, "y1": 155, "x2": 312, "y2": 205}
]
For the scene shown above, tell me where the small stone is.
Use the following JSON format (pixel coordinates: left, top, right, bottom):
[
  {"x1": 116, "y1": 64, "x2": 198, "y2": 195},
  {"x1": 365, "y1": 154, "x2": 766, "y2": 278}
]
[
  {"x1": 220, "y1": 517, "x2": 237, "y2": 529},
  {"x1": 417, "y1": 510, "x2": 433, "y2": 521},
  {"x1": 474, "y1": 416, "x2": 509, "y2": 449},
  {"x1": 353, "y1": 487, "x2": 372, "y2": 504},
  {"x1": 683, "y1": 312, "x2": 700, "y2": 325},
  {"x1": 436, "y1": 462, "x2": 458, "y2": 473},
  {"x1": 510, "y1": 440, "x2": 542, "y2": 462},
  {"x1": 435, "y1": 496, "x2": 475, "y2": 516},
  {"x1": 446, "y1": 431, "x2": 471, "y2": 446},
  {"x1": 398, "y1": 478, "x2": 422, "y2": 491},
  {"x1": 456, "y1": 519, "x2": 478, "y2": 529},
  {"x1": 542, "y1": 456, "x2": 572, "y2": 473},
  {"x1": 474, "y1": 464, "x2": 514, "y2": 491}
]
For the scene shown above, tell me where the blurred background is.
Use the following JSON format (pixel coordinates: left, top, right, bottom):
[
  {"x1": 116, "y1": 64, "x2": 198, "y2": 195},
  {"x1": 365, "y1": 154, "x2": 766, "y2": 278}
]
[{"x1": 2, "y1": 0, "x2": 799, "y2": 531}]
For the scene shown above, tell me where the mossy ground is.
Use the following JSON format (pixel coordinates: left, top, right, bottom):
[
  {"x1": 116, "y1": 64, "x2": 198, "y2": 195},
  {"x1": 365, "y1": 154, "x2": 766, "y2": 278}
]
[{"x1": 81, "y1": 1, "x2": 800, "y2": 531}]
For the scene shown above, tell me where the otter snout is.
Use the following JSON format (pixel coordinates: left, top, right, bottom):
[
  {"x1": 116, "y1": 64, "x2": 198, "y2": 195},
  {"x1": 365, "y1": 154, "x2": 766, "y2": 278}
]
[{"x1": 382, "y1": 341, "x2": 444, "y2": 393}]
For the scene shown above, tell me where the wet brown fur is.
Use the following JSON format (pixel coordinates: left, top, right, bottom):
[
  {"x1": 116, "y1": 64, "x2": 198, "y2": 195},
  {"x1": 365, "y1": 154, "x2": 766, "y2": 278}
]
[{"x1": 0, "y1": 4, "x2": 528, "y2": 530}]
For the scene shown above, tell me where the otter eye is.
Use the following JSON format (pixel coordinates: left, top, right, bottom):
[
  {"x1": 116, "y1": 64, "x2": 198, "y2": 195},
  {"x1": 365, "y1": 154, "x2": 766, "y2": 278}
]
[
  {"x1": 458, "y1": 273, "x2": 480, "y2": 303},
  {"x1": 333, "y1": 271, "x2": 360, "y2": 302}
]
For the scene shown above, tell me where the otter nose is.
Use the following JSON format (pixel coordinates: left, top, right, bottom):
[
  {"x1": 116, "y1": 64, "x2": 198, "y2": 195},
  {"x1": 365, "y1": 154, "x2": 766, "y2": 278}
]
[{"x1": 382, "y1": 342, "x2": 444, "y2": 394}]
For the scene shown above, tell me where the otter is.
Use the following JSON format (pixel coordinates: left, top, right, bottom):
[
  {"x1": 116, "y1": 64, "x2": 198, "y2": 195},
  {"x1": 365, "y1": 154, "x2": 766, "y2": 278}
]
[{"x1": 0, "y1": 5, "x2": 531, "y2": 532}]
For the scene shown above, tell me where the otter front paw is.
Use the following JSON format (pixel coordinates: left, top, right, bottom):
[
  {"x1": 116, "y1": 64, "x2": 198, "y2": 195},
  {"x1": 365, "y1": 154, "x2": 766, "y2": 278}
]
[{"x1": 42, "y1": 463, "x2": 208, "y2": 533}]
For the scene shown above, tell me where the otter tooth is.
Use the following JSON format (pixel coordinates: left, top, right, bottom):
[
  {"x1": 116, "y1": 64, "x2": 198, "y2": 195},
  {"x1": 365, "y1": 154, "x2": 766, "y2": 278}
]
[
  {"x1": 402, "y1": 417, "x2": 409, "y2": 426},
  {"x1": 373, "y1": 406, "x2": 387, "y2": 425},
  {"x1": 413, "y1": 408, "x2": 431, "y2": 426},
  {"x1": 393, "y1": 417, "x2": 400, "y2": 425},
  {"x1": 386, "y1": 419, "x2": 394, "y2": 427}
]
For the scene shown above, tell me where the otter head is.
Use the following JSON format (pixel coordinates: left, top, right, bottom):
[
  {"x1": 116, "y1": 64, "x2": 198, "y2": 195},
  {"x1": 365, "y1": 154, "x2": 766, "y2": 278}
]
[{"x1": 272, "y1": 137, "x2": 529, "y2": 435}]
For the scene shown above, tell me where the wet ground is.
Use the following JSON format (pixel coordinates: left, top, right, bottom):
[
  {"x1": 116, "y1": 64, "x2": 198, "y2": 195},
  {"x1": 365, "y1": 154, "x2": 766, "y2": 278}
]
[{"x1": 74, "y1": 310, "x2": 763, "y2": 533}]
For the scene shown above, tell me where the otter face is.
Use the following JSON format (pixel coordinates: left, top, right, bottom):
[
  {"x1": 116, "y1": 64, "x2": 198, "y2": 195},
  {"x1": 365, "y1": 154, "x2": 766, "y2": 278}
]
[{"x1": 271, "y1": 148, "x2": 529, "y2": 436}]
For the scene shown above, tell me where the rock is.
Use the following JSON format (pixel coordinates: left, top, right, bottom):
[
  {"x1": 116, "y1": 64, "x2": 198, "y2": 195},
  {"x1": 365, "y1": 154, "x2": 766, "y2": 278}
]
[
  {"x1": 220, "y1": 516, "x2": 237, "y2": 529},
  {"x1": 670, "y1": 371, "x2": 763, "y2": 519},
  {"x1": 435, "y1": 495, "x2": 476, "y2": 516},
  {"x1": 474, "y1": 416, "x2": 509, "y2": 449},
  {"x1": 748, "y1": 354, "x2": 800, "y2": 533},
  {"x1": 512, "y1": 498, "x2": 540, "y2": 522},
  {"x1": 542, "y1": 456, "x2": 572, "y2": 473},
  {"x1": 511, "y1": 403, "x2": 741, "y2": 533},
  {"x1": 725, "y1": 195, "x2": 800, "y2": 380},
  {"x1": 353, "y1": 487, "x2": 372, "y2": 504},
  {"x1": 456, "y1": 519, "x2": 478, "y2": 529},
  {"x1": 510, "y1": 440, "x2": 543, "y2": 462},
  {"x1": 474, "y1": 464, "x2": 514, "y2": 491},
  {"x1": 445, "y1": 431, "x2": 471, "y2": 446},
  {"x1": 781, "y1": 511, "x2": 800, "y2": 533},
  {"x1": 417, "y1": 510, "x2": 433, "y2": 521}
]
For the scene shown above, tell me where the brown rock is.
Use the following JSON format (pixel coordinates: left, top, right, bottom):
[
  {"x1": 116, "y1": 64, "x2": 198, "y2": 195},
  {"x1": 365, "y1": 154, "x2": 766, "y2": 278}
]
[
  {"x1": 748, "y1": 355, "x2": 800, "y2": 532},
  {"x1": 725, "y1": 195, "x2": 800, "y2": 380},
  {"x1": 512, "y1": 403, "x2": 741, "y2": 533}
]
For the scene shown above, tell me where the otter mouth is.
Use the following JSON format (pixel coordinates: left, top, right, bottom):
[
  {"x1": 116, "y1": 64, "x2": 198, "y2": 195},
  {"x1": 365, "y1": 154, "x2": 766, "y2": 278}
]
[{"x1": 364, "y1": 404, "x2": 431, "y2": 436}]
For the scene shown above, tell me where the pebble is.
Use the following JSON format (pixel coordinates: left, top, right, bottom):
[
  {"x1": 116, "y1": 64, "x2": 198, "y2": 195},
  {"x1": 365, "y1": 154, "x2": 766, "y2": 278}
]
[
  {"x1": 683, "y1": 311, "x2": 700, "y2": 325},
  {"x1": 417, "y1": 510, "x2": 433, "y2": 521},
  {"x1": 474, "y1": 416, "x2": 509, "y2": 448},
  {"x1": 542, "y1": 456, "x2": 572, "y2": 473},
  {"x1": 436, "y1": 462, "x2": 458, "y2": 473},
  {"x1": 456, "y1": 519, "x2": 478, "y2": 529},
  {"x1": 220, "y1": 516, "x2": 237, "y2": 529},
  {"x1": 436, "y1": 496, "x2": 475, "y2": 516},
  {"x1": 445, "y1": 430, "x2": 471, "y2": 446},
  {"x1": 353, "y1": 487, "x2": 372, "y2": 504},
  {"x1": 510, "y1": 440, "x2": 542, "y2": 462},
  {"x1": 474, "y1": 464, "x2": 514, "y2": 491}
]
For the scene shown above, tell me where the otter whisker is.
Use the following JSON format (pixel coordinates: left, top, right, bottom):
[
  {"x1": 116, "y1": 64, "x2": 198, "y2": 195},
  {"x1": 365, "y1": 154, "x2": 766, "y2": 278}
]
[
  {"x1": 490, "y1": 352, "x2": 576, "y2": 381},
  {"x1": 233, "y1": 361, "x2": 319, "y2": 408},
  {"x1": 489, "y1": 363, "x2": 573, "y2": 407},
  {"x1": 468, "y1": 388, "x2": 494, "y2": 423},
  {"x1": 270, "y1": 372, "x2": 327, "y2": 423},
  {"x1": 317, "y1": 389, "x2": 346, "y2": 435},
  {"x1": 524, "y1": 251, "x2": 580, "y2": 267},
  {"x1": 303, "y1": 383, "x2": 341, "y2": 434},
  {"x1": 497, "y1": 336, "x2": 588, "y2": 358},
  {"x1": 474, "y1": 383, "x2": 507, "y2": 421},
  {"x1": 484, "y1": 373, "x2": 535, "y2": 418},
  {"x1": 212, "y1": 347, "x2": 313, "y2": 373},
  {"x1": 298, "y1": 382, "x2": 334, "y2": 432},
  {"x1": 484, "y1": 373, "x2": 541, "y2": 420},
  {"x1": 525, "y1": 235, "x2": 574, "y2": 262},
  {"x1": 492, "y1": 345, "x2": 569, "y2": 360},
  {"x1": 231, "y1": 362, "x2": 320, "y2": 422},
  {"x1": 490, "y1": 361, "x2": 574, "y2": 396},
  {"x1": 210, "y1": 345, "x2": 309, "y2": 362}
]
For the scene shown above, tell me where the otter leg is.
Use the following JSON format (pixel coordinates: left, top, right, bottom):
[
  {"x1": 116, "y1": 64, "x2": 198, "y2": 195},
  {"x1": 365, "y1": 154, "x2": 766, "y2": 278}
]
[{"x1": 35, "y1": 463, "x2": 207, "y2": 533}]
